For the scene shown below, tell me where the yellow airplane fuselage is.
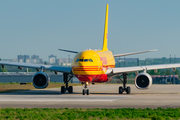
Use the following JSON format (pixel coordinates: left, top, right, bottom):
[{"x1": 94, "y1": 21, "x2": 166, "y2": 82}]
[
  {"x1": 72, "y1": 4, "x2": 113, "y2": 83},
  {"x1": 72, "y1": 50, "x2": 115, "y2": 83}
]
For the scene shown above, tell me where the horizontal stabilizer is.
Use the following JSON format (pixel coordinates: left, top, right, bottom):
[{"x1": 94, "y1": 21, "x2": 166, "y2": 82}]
[
  {"x1": 58, "y1": 49, "x2": 78, "y2": 54},
  {"x1": 113, "y1": 49, "x2": 157, "y2": 57}
]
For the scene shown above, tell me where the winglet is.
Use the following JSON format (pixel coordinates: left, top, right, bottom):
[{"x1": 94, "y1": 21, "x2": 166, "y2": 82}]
[{"x1": 102, "y1": 4, "x2": 109, "y2": 51}]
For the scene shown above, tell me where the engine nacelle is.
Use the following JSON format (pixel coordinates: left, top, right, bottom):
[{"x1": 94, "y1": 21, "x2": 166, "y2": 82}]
[
  {"x1": 135, "y1": 72, "x2": 152, "y2": 89},
  {"x1": 32, "y1": 72, "x2": 50, "y2": 89}
]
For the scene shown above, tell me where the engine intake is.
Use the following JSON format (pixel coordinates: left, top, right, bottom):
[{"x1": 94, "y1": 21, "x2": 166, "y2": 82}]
[
  {"x1": 32, "y1": 72, "x2": 50, "y2": 89},
  {"x1": 135, "y1": 73, "x2": 152, "y2": 89}
]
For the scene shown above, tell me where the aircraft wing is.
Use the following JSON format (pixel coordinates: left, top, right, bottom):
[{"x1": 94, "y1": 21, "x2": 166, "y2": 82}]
[
  {"x1": 106, "y1": 63, "x2": 180, "y2": 76},
  {"x1": 113, "y1": 49, "x2": 157, "y2": 57},
  {"x1": 58, "y1": 49, "x2": 78, "y2": 54},
  {"x1": 0, "y1": 61, "x2": 71, "y2": 74}
]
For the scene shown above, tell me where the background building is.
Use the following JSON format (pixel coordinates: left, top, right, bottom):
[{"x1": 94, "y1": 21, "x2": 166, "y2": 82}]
[
  {"x1": 17, "y1": 55, "x2": 30, "y2": 63},
  {"x1": 49, "y1": 55, "x2": 57, "y2": 64},
  {"x1": 17, "y1": 55, "x2": 43, "y2": 64},
  {"x1": 30, "y1": 55, "x2": 42, "y2": 64},
  {"x1": 56, "y1": 58, "x2": 72, "y2": 66}
]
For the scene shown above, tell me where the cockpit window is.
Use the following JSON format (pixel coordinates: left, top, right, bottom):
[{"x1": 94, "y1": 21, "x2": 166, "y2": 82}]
[
  {"x1": 89, "y1": 59, "x2": 93, "y2": 62},
  {"x1": 76, "y1": 58, "x2": 93, "y2": 62},
  {"x1": 76, "y1": 59, "x2": 79, "y2": 62},
  {"x1": 84, "y1": 59, "x2": 89, "y2": 62},
  {"x1": 79, "y1": 59, "x2": 83, "y2": 62}
]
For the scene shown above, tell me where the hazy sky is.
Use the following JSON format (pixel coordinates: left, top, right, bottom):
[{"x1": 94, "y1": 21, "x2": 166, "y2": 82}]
[{"x1": 1, "y1": 0, "x2": 180, "y2": 61}]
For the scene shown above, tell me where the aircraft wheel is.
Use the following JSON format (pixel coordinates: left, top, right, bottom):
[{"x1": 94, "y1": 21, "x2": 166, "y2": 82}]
[
  {"x1": 119, "y1": 86, "x2": 123, "y2": 94},
  {"x1": 82, "y1": 89, "x2": 85, "y2": 95},
  {"x1": 61, "y1": 86, "x2": 65, "y2": 93},
  {"x1": 126, "y1": 87, "x2": 131, "y2": 94},
  {"x1": 87, "y1": 89, "x2": 89, "y2": 95},
  {"x1": 68, "y1": 86, "x2": 73, "y2": 93}
]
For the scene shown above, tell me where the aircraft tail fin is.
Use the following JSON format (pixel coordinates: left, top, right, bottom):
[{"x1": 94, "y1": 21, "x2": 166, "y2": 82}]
[{"x1": 102, "y1": 4, "x2": 109, "y2": 51}]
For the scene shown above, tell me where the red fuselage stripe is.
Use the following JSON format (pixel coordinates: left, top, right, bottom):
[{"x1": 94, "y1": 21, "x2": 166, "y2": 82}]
[{"x1": 72, "y1": 65, "x2": 115, "y2": 71}]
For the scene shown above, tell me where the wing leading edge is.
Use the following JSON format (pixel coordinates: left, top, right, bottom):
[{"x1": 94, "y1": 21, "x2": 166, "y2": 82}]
[
  {"x1": 113, "y1": 49, "x2": 157, "y2": 57},
  {"x1": 0, "y1": 61, "x2": 72, "y2": 74},
  {"x1": 106, "y1": 63, "x2": 180, "y2": 76}
]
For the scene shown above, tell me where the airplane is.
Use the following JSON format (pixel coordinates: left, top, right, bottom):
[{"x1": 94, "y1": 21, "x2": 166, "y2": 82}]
[{"x1": 1, "y1": 4, "x2": 180, "y2": 95}]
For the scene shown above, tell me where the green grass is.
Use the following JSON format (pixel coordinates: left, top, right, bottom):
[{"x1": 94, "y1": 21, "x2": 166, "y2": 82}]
[
  {"x1": 0, "y1": 82, "x2": 82, "y2": 93},
  {"x1": 0, "y1": 82, "x2": 19, "y2": 85},
  {"x1": 0, "y1": 108, "x2": 179, "y2": 120}
]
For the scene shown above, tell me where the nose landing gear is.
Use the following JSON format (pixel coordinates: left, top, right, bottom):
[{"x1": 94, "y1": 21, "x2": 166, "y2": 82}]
[{"x1": 82, "y1": 82, "x2": 89, "y2": 95}]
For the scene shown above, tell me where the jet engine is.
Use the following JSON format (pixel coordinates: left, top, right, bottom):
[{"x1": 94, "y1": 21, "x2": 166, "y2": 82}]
[
  {"x1": 135, "y1": 72, "x2": 152, "y2": 89},
  {"x1": 32, "y1": 72, "x2": 50, "y2": 89}
]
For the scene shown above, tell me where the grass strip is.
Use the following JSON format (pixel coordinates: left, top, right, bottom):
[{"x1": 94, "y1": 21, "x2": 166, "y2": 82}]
[
  {"x1": 0, "y1": 82, "x2": 81, "y2": 93},
  {"x1": 0, "y1": 108, "x2": 179, "y2": 120}
]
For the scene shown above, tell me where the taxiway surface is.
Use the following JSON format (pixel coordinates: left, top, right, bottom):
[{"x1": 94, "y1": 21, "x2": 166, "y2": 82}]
[{"x1": 0, "y1": 84, "x2": 180, "y2": 108}]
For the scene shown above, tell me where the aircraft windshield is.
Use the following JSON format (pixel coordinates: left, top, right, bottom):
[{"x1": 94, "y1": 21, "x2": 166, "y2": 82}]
[{"x1": 76, "y1": 59, "x2": 93, "y2": 62}]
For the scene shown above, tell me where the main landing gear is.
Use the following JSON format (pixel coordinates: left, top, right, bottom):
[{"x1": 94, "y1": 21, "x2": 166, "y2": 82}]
[
  {"x1": 82, "y1": 82, "x2": 89, "y2": 95},
  {"x1": 117, "y1": 73, "x2": 131, "y2": 94},
  {"x1": 61, "y1": 73, "x2": 73, "y2": 93}
]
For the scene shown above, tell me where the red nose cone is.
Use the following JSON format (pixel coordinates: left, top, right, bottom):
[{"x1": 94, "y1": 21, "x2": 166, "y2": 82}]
[
  {"x1": 75, "y1": 74, "x2": 108, "y2": 83},
  {"x1": 75, "y1": 75, "x2": 93, "y2": 82},
  {"x1": 87, "y1": 76, "x2": 92, "y2": 81}
]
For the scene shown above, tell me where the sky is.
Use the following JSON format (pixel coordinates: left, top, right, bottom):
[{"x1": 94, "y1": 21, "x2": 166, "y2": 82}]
[{"x1": 1, "y1": 0, "x2": 180, "y2": 61}]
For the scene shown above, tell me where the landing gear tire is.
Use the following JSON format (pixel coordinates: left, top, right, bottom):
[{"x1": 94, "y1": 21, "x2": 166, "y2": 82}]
[
  {"x1": 119, "y1": 87, "x2": 123, "y2": 94},
  {"x1": 117, "y1": 73, "x2": 131, "y2": 94},
  {"x1": 83, "y1": 89, "x2": 85, "y2": 95},
  {"x1": 68, "y1": 86, "x2": 73, "y2": 93},
  {"x1": 119, "y1": 86, "x2": 131, "y2": 94},
  {"x1": 126, "y1": 87, "x2": 131, "y2": 94},
  {"x1": 82, "y1": 89, "x2": 89, "y2": 95},
  {"x1": 87, "y1": 89, "x2": 89, "y2": 95},
  {"x1": 62, "y1": 73, "x2": 74, "y2": 94},
  {"x1": 61, "y1": 86, "x2": 65, "y2": 93},
  {"x1": 82, "y1": 82, "x2": 89, "y2": 95}
]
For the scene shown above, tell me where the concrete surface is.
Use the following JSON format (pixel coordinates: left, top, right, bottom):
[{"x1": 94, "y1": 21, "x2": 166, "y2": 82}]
[{"x1": 0, "y1": 84, "x2": 180, "y2": 108}]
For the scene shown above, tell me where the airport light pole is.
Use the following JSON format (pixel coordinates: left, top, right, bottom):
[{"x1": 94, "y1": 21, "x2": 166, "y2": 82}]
[
  {"x1": 173, "y1": 55, "x2": 176, "y2": 84},
  {"x1": 68, "y1": 55, "x2": 73, "y2": 83},
  {"x1": 137, "y1": 58, "x2": 139, "y2": 66},
  {"x1": 170, "y1": 54, "x2": 172, "y2": 84},
  {"x1": 68, "y1": 55, "x2": 70, "y2": 67}
]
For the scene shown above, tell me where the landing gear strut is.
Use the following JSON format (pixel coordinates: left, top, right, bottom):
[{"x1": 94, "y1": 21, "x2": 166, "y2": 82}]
[
  {"x1": 82, "y1": 82, "x2": 89, "y2": 95},
  {"x1": 117, "y1": 73, "x2": 131, "y2": 94},
  {"x1": 61, "y1": 73, "x2": 73, "y2": 93}
]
